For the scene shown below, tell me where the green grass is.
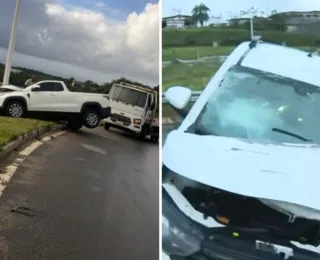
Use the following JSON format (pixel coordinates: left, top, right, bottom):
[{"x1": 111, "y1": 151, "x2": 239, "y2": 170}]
[
  {"x1": 163, "y1": 46, "x2": 315, "y2": 61},
  {"x1": 0, "y1": 117, "x2": 54, "y2": 146},
  {"x1": 163, "y1": 46, "x2": 235, "y2": 61},
  {"x1": 162, "y1": 102, "x2": 194, "y2": 118},
  {"x1": 162, "y1": 61, "x2": 221, "y2": 91}
]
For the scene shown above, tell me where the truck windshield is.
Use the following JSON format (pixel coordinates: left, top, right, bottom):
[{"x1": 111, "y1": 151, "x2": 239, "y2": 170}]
[
  {"x1": 110, "y1": 86, "x2": 148, "y2": 108},
  {"x1": 192, "y1": 65, "x2": 320, "y2": 144}
]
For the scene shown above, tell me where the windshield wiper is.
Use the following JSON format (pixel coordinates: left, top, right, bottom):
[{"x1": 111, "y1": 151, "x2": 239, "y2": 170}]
[{"x1": 272, "y1": 128, "x2": 312, "y2": 142}]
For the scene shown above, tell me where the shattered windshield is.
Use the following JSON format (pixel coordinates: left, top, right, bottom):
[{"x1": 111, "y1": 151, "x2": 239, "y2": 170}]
[{"x1": 192, "y1": 65, "x2": 320, "y2": 144}]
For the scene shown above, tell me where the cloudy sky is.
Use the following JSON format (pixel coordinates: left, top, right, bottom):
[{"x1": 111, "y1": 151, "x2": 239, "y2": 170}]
[
  {"x1": 0, "y1": 0, "x2": 159, "y2": 85},
  {"x1": 163, "y1": 0, "x2": 320, "y2": 20}
]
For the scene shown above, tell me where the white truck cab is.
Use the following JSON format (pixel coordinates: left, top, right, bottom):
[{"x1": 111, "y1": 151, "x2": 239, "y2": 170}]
[{"x1": 104, "y1": 82, "x2": 159, "y2": 141}]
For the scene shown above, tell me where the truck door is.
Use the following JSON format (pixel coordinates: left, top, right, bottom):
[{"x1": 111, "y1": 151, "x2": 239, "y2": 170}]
[{"x1": 28, "y1": 82, "x2": 72, "y2": 112}]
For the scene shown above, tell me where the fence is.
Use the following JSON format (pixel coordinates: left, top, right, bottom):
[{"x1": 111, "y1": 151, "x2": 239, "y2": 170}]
[{"x1": 162, "y1": 91, "x2": 202, "y2": 103}]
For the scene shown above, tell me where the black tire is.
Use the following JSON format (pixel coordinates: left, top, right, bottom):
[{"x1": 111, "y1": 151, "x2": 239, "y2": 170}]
[
  {"x1": 139, "y1": 125, "x2": 148, "y2": 140},
  {"x1": 82, "y1": 109, "x2": 101, "y2": 129},
  {"x1": 151, "y1": 136, "x2": 159, "y2": 143},
  {"x1": 67, "y1": 121, "x2": 83, "y2": 131},
  {"x1": 104, "y1": 123, "x2": 110, "y2": 130},
  {"x1": 5, "y1": 100, "x2": 25, "y2": 118}
]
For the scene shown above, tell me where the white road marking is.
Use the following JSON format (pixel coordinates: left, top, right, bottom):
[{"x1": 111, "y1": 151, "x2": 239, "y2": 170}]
[
  {"x1": 42, "y1": 131, "x2": 66, "y2": 142},
  {"x1": 42, "y1": 136, "x2": 51, "y2": 142},
  {"x1": 0, "y1": 164, "x2": 18, "y2": 197},
  {"x1": 19, "y1": 141, "x2": 43, "y2": 157},
  {"x1": 0, "y1": 130, "x2": 66, "y2": 199},
  {"x1": 52, "y1": 131, "x2": 66, "y2": 138},
  {"x1": 81, "y1": 144, "x2": 106, "y2": 155}
]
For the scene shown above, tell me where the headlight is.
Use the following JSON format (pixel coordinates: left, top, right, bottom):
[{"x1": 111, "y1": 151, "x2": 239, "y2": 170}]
[
  {"x1": 133, "y1": 119, "x2": 141, "y2": 125},
  {"x1": 162, "y1": 187, "x2": 204, "y2": 257}
]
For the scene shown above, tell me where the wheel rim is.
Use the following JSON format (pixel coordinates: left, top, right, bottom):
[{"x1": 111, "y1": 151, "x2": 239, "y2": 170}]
[
  {"x1": 8, "y1": 103, "x2": 23, "y2": 117},
  {"x1": 85, "y1": 112, "x2": 99, "y2": 127}
]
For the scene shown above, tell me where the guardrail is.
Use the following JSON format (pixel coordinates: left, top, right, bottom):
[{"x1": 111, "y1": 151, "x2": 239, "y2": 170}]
[{"x1": 162, "y1": 91, "x2": 202, "y2": 103}]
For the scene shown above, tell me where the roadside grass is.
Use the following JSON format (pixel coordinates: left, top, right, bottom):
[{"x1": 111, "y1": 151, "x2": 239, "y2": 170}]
[
  {"x1": 162, "y1": 61, "x2": 221, "y2": 91},
  {"x1": 0, "y1": 117, "x2": 54, "y2": 146},
  {"x1": 162, "y1": 102, "x2": 194, "y2": 118},
  {"x1": 163, "y1": 46, "x2": 234, "y2": 61},
  {"x1": 163, "y1": 46, "x2": 314, "y2": 61}
]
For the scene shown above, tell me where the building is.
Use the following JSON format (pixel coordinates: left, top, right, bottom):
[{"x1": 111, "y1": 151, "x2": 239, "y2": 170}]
[
  {"x1": 228, "y1": 15, "x2": 267, "y2": 26},
  {"x1": 228, "y1": 17, "x2": 251, "y2": 26},
  {"x1": 162, "y1": 15, "x2": 192, "y2": 28},
  {"x1": 269, "y1": 11, "x2": 320, "y2": 34}
]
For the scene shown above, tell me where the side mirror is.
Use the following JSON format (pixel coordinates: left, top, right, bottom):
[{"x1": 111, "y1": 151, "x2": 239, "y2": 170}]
[
  {"x1": 165, "y1": 86, "x2": 192, "y2": 110},
  {"x1": 31, "y1": 85, "x2": 40, "y2": 91}
]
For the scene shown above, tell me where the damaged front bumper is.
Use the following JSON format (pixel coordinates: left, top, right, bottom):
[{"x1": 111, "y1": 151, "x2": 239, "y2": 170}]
[{"x1": 162, "y1": 185, "x2": 320, "y2": 260}]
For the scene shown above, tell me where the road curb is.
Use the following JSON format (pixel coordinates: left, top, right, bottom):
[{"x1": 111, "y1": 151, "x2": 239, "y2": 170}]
[{"x1": 0, "y1": 123, "x2": 66, "y2": 160}]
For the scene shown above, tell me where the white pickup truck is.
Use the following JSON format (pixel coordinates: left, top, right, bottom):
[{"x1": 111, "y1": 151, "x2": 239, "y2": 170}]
[{"x1": 0, "y1": 80, "x2": 111, "y2": 130}]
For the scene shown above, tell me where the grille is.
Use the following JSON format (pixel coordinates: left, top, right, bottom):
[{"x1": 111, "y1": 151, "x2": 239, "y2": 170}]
[{"x1": 111, "y1": 113, "x2": 131, "y2": 122}]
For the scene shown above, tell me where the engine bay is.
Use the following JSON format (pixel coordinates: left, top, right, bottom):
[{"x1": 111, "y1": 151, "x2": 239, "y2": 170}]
[{"x1": 165, "y1": 170, "x2": 320, "y2": 246}]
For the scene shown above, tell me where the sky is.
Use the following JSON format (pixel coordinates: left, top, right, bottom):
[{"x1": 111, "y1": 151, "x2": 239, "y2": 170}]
[
  {"x1": 0, "y1": 0, "x2": 159, "y2": 85},
  {"x1": 162, "y1": 0, "x2": 320, "y2": 21}
]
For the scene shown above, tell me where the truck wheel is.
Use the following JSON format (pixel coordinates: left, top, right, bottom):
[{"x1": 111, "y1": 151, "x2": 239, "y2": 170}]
[
  {"x1": 5, "y1": 100, "x2": 25, "y2": 118},
  {"x1": 104, "y1": 123, "x2": 110, "y2": 130},
  {"x1": 139, "y1": 125, "x2": 148, "y2": 140},
  {"x1": 151, "y1": 136, "x2": 159, "y2": 143},
  {"x1": 67, "y1": 121, "x2": 83, "y2": 131},
  {"x1": 83, "y1": 109, "x2": 101, "y2": 129}
]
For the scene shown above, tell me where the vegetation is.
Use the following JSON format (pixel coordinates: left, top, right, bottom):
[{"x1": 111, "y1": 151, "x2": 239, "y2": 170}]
[
  {"x1": 162, "y1": 28, "x2": 320, "y2": 48},
  {"x1": 0, "y1": 117, "x2": 54, "y2": 146},
  {"x1": 0, "y1": 63, "x2": 156, "y2": 94},
  {"x1": 162, "y1": 20, "x2": 167, "y2": 28},
  {"x1": 191, "y1": 3, "x2": 210, "y2": 27},
  {"x1": 162, "y1": 61, "x2": 221, "y2": 91},
  {"x1": 163, "y1": 45, "x2": 314, "y2": 61},
  {"x1": 163, "y1": 46, "x2": 234, "y2": 60}
]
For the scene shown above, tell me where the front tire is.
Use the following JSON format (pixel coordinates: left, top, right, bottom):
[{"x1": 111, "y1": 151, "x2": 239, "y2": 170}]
[
  {"x1": 83, "y1": 109, "x2": 101, "y2": 129},
  {"x1": 5, "y1": 100, "x2": 25, "y2": 118},
  {"x1": 139, "y1": 125, "x2": 148, "y2": 140},
  {"x1": 151, "y1": 135, "x2": 159, "y2": 143}
]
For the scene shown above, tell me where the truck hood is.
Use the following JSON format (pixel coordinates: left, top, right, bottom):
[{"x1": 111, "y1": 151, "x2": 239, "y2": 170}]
[
  {"x1": 0, "y1": 85, "x2": 22, "y2": 92},
  {"x1": 163, "y1": 130, "x2": 320, "y2": 213}
]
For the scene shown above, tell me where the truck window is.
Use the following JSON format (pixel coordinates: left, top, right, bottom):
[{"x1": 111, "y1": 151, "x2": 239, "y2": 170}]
[
  {"x1": 110, "y1": 86, "x2": 123, "y2": 100},
  {"x1": 38, "y1": 82, "x2": 64, "y2": 92},
  {"x1": 111, "y1": 86, "x2": 148, "y2": 108}
]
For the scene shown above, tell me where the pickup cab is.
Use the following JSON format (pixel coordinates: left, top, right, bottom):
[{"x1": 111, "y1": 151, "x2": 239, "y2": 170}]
[{"x1": 0, "y1": 80, "x2": 111, "y2": 130}]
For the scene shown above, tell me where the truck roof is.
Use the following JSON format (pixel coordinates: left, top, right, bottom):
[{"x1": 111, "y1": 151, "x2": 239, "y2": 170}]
[{"x1": 116, "y1": 82, "x2": 157, "y2": 95}]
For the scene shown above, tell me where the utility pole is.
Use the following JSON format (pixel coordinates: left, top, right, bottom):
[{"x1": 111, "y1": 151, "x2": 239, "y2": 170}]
[
  {"x1": 250, "y1": 17, "x2": 254, "y2": 39},
  {"x1": 3, "y1": 0, "x2": 21, "y2": 86}
]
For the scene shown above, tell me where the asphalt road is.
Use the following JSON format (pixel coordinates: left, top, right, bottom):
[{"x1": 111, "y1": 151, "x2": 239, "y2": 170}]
[{"x1": 0, "y1": 127, "x2": 159, "y2": 260}]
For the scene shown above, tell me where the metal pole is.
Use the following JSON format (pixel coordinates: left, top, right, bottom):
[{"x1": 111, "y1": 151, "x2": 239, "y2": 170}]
[
  {"x1": 3, "y1": 0, "x2": 21, "y2": 86},
  {"x1": 250, "y1": 17, "x2": 254, "y2": 39}
]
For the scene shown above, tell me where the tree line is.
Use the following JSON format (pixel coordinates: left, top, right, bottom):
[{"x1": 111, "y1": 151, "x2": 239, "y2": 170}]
[
  {"x1": 0, "y1": 63, "x2": 158, "y2": 94},
  {"x1": 162, "y1": 3, "x2": 286, "y2": 31}
]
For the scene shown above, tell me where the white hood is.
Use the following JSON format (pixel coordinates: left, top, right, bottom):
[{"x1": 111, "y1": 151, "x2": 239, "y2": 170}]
[
  {"x1": 0, "y1": 85, "x2": 22, "y2": 92},
  {"x1": 163, "y1": 130, "x2": 320, "y2": 218}
]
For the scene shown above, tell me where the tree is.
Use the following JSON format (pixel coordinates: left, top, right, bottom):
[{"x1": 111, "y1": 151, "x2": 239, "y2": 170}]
[
  {"x1": 191, "y1": 3, "x2": 210, "y2": 27},
  {"x1": 162, "y1": 20, "x2": 167, "y2": 28}
]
